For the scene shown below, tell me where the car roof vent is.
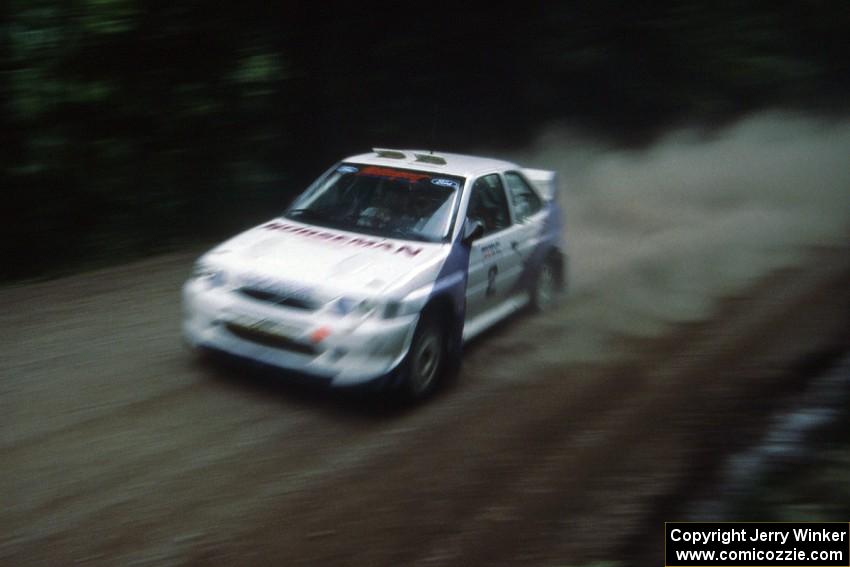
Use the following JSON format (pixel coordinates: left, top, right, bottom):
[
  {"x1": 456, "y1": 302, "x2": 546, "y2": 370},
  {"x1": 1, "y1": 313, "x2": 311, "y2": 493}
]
[
  {"x1": 373, "y1": 148, "x2": 407, "y2": 159},
  {"x1": 413, "y1": 152, "x2": 446, "y2": 165}
]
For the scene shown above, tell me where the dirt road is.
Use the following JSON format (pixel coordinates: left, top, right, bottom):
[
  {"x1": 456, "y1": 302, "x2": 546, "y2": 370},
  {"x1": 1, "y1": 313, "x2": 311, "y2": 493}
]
[{"x1": 1, "y1": 244, "x2": 848, "y2": 566}]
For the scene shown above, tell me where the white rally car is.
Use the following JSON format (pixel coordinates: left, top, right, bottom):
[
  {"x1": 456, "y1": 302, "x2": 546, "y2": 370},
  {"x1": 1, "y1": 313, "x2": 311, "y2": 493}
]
[{"x1": 183, "y1": 149, "x2": 566, "y2": 399}]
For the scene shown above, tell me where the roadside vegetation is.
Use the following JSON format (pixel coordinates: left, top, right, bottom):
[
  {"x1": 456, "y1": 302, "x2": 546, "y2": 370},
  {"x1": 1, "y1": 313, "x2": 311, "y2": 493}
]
[
  {"x1": 3, "y1": 2, "x2": 849, "y2": 280},
  {"x1": 730, "y1": 411, "x2": 850, "y2": 521}
]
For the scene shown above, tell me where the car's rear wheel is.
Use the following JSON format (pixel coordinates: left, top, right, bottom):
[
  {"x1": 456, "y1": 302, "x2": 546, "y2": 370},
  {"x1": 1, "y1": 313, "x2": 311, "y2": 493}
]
[
  {"x1": 399, "y1": 314, "x2": 445, "y2": 401},
  {"x1": 529, "y1": 257, "x2": 561, "y2": 312}
]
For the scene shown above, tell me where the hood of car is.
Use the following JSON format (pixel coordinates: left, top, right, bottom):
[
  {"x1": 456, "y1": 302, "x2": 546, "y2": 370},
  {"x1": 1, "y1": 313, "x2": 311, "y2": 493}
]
[{"x1": 208, "y1": 219, "x2": 447, "y2": 298}]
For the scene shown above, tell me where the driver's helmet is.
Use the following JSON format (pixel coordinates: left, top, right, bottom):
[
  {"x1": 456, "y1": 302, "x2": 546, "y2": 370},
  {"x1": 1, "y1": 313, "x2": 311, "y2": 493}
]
[{"x1": 357, "y1": 205, "x2": 391, "y2": 228}]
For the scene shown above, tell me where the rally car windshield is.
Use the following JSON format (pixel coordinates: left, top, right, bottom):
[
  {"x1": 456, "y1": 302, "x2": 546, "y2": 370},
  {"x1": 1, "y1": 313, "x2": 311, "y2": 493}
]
[{"x1": 284, "y1": 163, "x2": 464, "y2": 243}]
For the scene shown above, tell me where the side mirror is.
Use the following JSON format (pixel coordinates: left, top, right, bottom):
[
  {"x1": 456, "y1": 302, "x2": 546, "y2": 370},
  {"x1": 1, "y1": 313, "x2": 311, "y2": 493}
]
[{"x1": 462, "y1": 219, "x2": 485, "y2": 245}]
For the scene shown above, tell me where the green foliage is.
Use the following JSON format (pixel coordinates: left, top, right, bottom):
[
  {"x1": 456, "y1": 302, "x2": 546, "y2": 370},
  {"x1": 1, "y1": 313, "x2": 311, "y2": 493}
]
[
  {"x1": 78, "y1": 0, "x2": 138, "y2": 35},
  {"x1": 1, "y1": 1, "x2": 848, "y2": 279}
]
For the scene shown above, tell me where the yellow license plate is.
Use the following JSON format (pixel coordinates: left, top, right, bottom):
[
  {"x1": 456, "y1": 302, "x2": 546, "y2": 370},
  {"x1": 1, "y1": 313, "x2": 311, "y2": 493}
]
[{"x1": 229, "y1": 315, "x2": 299, "y2": 339}]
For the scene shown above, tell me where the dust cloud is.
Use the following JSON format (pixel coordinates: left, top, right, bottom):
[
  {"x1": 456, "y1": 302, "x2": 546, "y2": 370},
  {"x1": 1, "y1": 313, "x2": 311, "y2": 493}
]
[{"x1": 507, "y1": 112, "x2": 850, "y2": 361}]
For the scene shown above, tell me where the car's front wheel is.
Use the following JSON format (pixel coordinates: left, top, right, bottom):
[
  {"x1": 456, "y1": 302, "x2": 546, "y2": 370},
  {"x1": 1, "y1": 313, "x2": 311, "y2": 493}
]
[{"x1": 398, "y1": 314, "x2": 445, "y2": 401}]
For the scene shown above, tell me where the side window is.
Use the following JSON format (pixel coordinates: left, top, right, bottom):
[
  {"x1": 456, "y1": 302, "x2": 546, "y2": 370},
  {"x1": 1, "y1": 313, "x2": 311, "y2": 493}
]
[
  {"x1": 467, "y1": 174, "x2": 511, "y2": 237},
  {"x1": 504, "y1": 172, "x2": 542, "y2": 221}
]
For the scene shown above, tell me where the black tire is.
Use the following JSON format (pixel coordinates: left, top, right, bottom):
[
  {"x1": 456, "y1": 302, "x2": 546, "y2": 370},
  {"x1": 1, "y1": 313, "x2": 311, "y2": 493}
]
[
  {"x1": 398, "y1": 313, "x2": 446, "y2": 401},
  {"x1": 529, "y1": 256, "x2": 562, "y2": 312}
]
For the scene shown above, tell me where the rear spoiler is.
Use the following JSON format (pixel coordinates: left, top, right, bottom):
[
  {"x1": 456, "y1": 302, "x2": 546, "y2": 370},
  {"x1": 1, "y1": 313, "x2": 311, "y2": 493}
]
[{"x1": 520, "y1": 168, "x2": 559, "y2": 201}]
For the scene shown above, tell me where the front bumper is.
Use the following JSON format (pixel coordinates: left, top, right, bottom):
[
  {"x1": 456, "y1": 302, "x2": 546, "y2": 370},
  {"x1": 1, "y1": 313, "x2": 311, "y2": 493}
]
[{"x1": 182, "y1": 279, "x2": 419, "y2": 386}]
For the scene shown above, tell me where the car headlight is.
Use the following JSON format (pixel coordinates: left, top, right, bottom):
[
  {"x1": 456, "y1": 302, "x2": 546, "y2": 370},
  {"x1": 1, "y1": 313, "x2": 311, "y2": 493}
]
[
  {"x1": 193, "y1": 262, "x2": 226, "y2": 288},
  {"x1": 332, "y1": 297, "x2": 378, "y2": 317},
  {"x1": 333, "y1": 296, "x2": 410, "y2": 318}
]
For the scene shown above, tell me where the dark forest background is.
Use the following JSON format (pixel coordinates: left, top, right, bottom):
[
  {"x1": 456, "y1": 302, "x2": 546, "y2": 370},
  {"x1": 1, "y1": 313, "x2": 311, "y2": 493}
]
[{"x1": 2, "y1": 1, "x2": 848, "y2": 280}]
